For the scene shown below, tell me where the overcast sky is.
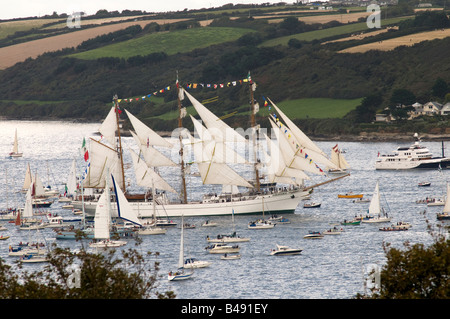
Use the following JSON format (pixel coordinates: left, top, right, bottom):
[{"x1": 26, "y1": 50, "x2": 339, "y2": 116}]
[{"x1": 0, "y1": 1, "x2": 284, "y2": 20}]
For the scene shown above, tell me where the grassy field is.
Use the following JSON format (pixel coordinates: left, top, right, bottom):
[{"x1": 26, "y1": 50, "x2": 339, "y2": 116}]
[
  {"x1": 0, "y1": 18, "x2": 63, "y2": 39},
  {"x1": 145, "y1": 97, "x2": 362, "y2": 121},
  {"x1": 71, "y1": 27, "x2": 256, "y2": 59},
  {"x1": 261, "y1": 16, "x2": 412, "y2": 46}
]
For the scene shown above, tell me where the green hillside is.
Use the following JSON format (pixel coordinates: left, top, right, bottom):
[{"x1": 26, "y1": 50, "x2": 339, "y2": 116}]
[{"x1": 70, "y1": 27, "x2": 256, "y2": 59}]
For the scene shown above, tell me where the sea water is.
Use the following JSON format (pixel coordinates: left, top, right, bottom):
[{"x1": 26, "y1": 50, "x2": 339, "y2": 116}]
[{"x1": 0, "y1": 120, "x2": 447, "y2": 299}]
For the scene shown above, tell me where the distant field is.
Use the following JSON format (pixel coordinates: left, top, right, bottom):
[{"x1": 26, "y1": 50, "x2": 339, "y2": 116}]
[
  {"x1": 261, "y1": 16, "x2": 412, "y2": 46},
  {"x1": 258, "y1": 97, "x2": 363, "y2": 119},
  {"x1": 267, "y1": 11, "x2": 371, "y2": 25},
  {"x1": 339, "y1": 28, "x2": 450, "y2": 53},
  {"x1": 70, "y1": 27, "x2": 256, "y2": 59},
  {"x1": 0, "y1": 18, "x2": 63, "y2": 39},
  {"x1": 147, "y1": 97, "x2": 363, "y2": 121}
]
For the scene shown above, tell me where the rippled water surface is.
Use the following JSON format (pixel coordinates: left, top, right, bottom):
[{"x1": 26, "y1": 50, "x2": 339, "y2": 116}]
[{"x1": 0, "y1": 120, "x2": 448, "y2": 299}]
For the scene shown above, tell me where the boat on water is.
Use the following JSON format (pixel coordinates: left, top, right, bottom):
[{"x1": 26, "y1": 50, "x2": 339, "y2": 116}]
[
  {"x1": 303, "y1": 231, "x2": 324, "y2": 239},
  {"x1": 360, "y1": 181, "x2": 392, "y2": 224},
  {"x1": 303, "y1": 202, "x2": 321, "y2": 208},
  {"x1": 20, "y1": 253, "x2": 48, "y2": 263},
  {"x1": 205, "y1": 243, "x2": 240, "y2": 254},
  {"x1": 327, "y1": 144, "x2": 350, "y2": 175},
  {"x1": 437, "y1": 183, "x2": 450, "y2": 220},
  {"x1": 89, "y1": 173, "x2": 141, "y2": 249},
  {"x1": 270, "y1": 244, "x2": 302, "y2": 256},
  {"x1": 183, "y1": 258, "x2": 212, "y2": 269},
  {"x1": 418, "y1": 182, "x2": 431, "y2": 187},
  {"x1": 8, "y1": 129, "x2": 23, "y2": 158},
  {"x1": 248, "y1": 219, "x2": 275, "y2": 229},
  {"x1": 340, "y1": 219, "x2": 361, "y2": 226},
  {"x1": 201, "y1": 220, "x2": 217, "y2": 227},
  {"x1": 207, "y1": 232, "x2": 250, "y2": 243},
  {"x1": 338, "y1": 193, "x2": 363, "y2": 199},
  {"x1": 375, "y1": 133, "x2": 450, "y2": 170},
  {"x1": 323, "y1": 227, "x2": 343, "y2": 235},
  {"x1": 168, "y1": 216, "x2": 193, "y2": 281},
  {"x1": 71, "y1": 79, "x2": 347, "y2": 218},
  {"x1": 220, "y1": 254, "x2": 241, "y2": 260}
]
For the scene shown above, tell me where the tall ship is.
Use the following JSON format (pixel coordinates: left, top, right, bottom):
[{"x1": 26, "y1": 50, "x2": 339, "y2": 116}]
[
  {"x1": 375, "y1": 133, "x2": 450, "y2": 170},
  {"x1": 72, "y1": 77, "x2": 347, "y2": 218}
]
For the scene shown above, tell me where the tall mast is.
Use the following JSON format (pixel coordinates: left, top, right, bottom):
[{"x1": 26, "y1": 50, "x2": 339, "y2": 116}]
[
  {"x1": 248, "y1": 72, "x2": 260, "y2": 191},
  {"x1": 177, "y1": 73, "x2": 188, "y2": 204},
  {"x1": 113, "y1": 94, "x2": 126, "y2": 192}
]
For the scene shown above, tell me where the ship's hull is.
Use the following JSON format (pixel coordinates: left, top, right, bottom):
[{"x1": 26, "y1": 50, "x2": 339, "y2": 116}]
[
  {"x1": 72, "y1": 188, "x2": 311, "y2": 218},
  {"x1": 375, "y1": 157, "x2": 450, "y2": 170}
]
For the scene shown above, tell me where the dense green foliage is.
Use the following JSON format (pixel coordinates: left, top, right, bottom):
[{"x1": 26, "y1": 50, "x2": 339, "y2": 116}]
[{"x1": 0, "y1": 9, "x2": 449, "y2": 136}]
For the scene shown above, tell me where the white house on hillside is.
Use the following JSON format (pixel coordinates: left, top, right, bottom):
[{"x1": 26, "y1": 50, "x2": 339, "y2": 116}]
[
  {"x1": 420, "y1": 101, "x2": 443, "y2": 116},
  {"x1": 441, "y1": 102, "x2": 450, "y2": 115}
]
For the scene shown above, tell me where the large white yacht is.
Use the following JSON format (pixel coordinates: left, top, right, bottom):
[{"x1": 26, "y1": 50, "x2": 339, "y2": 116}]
[{"x1": 375, "y1": 133, "x2": 450, "y2": 170}]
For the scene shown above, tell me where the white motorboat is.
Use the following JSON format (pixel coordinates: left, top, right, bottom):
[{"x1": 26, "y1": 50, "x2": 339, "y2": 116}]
[
  {"x1": 323, "y1": 227, "x2": 343, "y2": 235},
  {"x1": 205, "y1": 243, "x2": 240, "y2": 254},
  {"x1": 138, "y1": 226, "x2": 167, "y2": 235},
  {"x1": 303, "y1": 202, "x2": 321, "y2": 208},
  {"x1": 220, "y1": 254, "x2": 241, "y2": 260},
  {"x1": 303, "y1": 231, "x2": 324, "y2": 239},
  {"x1": 248, "y1": 219, "x2": 275, "y2": 229},
  {"x1": 183, "y1": 258, "x2": 211, "y2": 269},
  {"x1": 375, "y1": 133, "x2": 450, "y2": 170},
  {"x1": 206, "y1": 232, "x2": 250, "y2": 243},
  {"x1": 270, "y1": 244, "x2": 302, "y2": 256},
  {"x1": 201, "y1": 220, "x2": 217, "y2": 227}
]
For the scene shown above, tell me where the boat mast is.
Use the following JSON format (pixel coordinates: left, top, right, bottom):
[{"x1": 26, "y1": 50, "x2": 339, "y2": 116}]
[
  {"x1": 248, "y1": 72, "x2": 260, "y2": 191},
  {"x1": 113, "y1": 94, "x2": 126, "y2": 192},
  {"x1": 177, "y1": 73, "x2": 188, "y2": 204}
]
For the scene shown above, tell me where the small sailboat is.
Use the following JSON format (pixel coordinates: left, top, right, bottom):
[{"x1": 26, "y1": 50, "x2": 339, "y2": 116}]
[
  {"x1": 361, "y1": 182, "x2": 391, "y2": 223},
  {"x1": 168, "y1": 216, "x2": 193, "y2": 281},
  {"x1": 9, "y1": 129, "x2": 23, "y2": 158},
  {"x1": 89, "y1": 174, "x2": 129, "y2": 249},
  {"x1": 437, "y1": 183, "x2": 450, "y2": 220},
  {"x1": 327, "y1": 144, "x2": 349, "y2": 175},
  {"x1": 137, "y1": 181, "x2": 167, "y2": 235}
]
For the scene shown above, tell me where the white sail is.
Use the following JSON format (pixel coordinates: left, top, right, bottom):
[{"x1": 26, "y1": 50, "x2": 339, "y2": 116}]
[
  {"x1": 125, "y1": 109, "x2": 173, "y2": 148},
  {"x1": 189, "y1": 118, "x2": 252, "y2": 188},
  {"x1": 33, "y1": 173, "x2": 46, "y2": 197},
  {"x1": 94, "y1": 187, "x2": 110, "y2": 240},
  {"x1": 66, "y1": 159, "x2": 78, "y2": 196},
  {"x1": 264, "y1": 133, "x2": 310, "y2": 184},
  {"x1": 83, "y1": 138, "x2": 123, "y2": 189},
  {"x1": 130, "y1": 130, "x2": 176, "y2": 167},
  {"x1": 269, "y1": 99, "x2": 338, "y2": 170},
  {"x1": 178, "y1": 216, "x2": 185, "y2": 269},
  {"x1": 269, "y1": 118, "x2": 323, "y2": 176},
  {"x1": 129, "y1": 148, "x2": 176, "y2": 193},
  {"x1": 99, "y1": 107, "x2": 118, "y2": 147},
  {"x1": 330, "y1": 144, "x2": 349, "y2": 170},
  {"x1": 443, "y1": 183, "x2": 450, "y2": 214},
  {"x1": 191, "y1": 115, "x2": 248, "y2": 165},
  {"x1": 12, "y1": 129, "x2": 19, "y2": 153},
  {"x1": 23, "y1": 185, "x2": 34, "y2": 218},
  {"x1": 368, "y1": 181, "x2": 380, "y2": 216},
  {"x1": 111, "y1": 174, "x2": 142, "y2": 226},
  {"x1": 22, "y1": 163, "x2": 32, "y2": 191},
  {"x1": 184, "y1": 89, "x2": 246, "y2": 143}
]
